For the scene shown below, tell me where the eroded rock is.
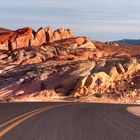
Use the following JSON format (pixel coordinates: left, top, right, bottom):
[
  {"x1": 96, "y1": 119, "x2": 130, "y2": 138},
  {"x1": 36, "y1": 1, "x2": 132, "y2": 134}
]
[{"x1": 0, "y1": 26, "x2": 74, "y2": 51}]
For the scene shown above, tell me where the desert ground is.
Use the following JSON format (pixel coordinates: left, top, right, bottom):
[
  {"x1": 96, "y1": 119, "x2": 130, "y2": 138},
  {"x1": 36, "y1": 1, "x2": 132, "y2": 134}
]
[{"x1": 0, "y1": 27, "x2": 140, "y2": 104}]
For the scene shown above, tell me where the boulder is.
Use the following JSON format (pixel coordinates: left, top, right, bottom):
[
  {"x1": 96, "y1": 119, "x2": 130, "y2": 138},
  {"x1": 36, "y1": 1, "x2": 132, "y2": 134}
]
[{"x1": 42, "y1": 62, "x2": 95, "y2": 92}]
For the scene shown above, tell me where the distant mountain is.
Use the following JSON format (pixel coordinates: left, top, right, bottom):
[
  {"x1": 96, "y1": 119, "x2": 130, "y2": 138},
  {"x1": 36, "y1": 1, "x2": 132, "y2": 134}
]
[{"x1": 111, "y1": 39, "x2": 140, "y2": 45}]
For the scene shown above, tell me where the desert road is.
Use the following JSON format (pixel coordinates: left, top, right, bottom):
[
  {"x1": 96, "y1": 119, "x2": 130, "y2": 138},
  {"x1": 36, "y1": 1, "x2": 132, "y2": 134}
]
[{"x1": 0, "y1": 103, "x2": 140, "y2": 140}]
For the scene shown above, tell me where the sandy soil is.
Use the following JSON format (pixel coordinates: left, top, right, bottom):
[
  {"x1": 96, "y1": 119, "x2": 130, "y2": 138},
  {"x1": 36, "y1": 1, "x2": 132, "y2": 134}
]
[{"x1": 127, "y1": 107, "x2": 140, "y2": 117}]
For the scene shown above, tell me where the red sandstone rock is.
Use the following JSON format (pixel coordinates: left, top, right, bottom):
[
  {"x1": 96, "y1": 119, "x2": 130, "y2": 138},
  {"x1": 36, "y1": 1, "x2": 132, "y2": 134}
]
[
  {"x1": 67, "y1": 29, "x2": 74, "y2": 38},
  {"x1": 45, "y1": 27, "x2": 74, "y2": 42},
  {"x1": 0, "y1": 44, "x2": 8, "y2": 50},
  {"x1": 0, "y1": 27, "x2": 34, "y2": 50},
  {"x1": 52, "y1": 30, "x2": 61, "y2": 41},
  {"x1": 45, "y1": 27, "x2": 54, "y2": 42},
  {"x1": 58, "y1": 27, "x2": 69, "y2": 39},
  {"x1": 0, "y1": 31, "x2": 14, "y2": 44},
  {"x1": 21, "y1": 53, "x2": 43, "y2": 65},
  {"x1": 12, "y1": 28, "x2": 34, "y2": 49},
  {"x1": 0, "y1": 26, "x2": 74, "y2": 50},
  {"x1": 10, "y1": 27, "x2": 33, "y2": 42},
  {"x1": 31, "y1": 27, "x2": 46, "y2": 46},
  {"x1": 75, "y1": 37, "x2": 85, "y2": 45}
]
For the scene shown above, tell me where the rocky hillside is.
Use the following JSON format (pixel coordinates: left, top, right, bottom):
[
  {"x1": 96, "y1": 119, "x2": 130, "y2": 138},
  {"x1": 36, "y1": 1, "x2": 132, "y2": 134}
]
[{"x1": 0, "y1": 26, "x2": 140, "y2": 103}]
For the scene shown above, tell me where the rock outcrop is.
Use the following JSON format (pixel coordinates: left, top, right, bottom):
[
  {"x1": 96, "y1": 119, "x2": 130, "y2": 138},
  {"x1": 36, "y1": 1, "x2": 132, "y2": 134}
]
[
  {"x1": 45, "y1": 27, "x2": 54, "y2": 42},
  {"x1": 0, "y1": 27, "x2": 34, "y2": 50},
  {"x1": 11, "y1": 27, "x2": 34, "y2": 50},
  {"x1": 0, "y1": 36, "x2": 97, "y2": 65},
  {"x1": 0, "y1": 26, "x2": 74, "y2": 50},
  {"x1": 73, "y1": 58, "x2": 140, "y2": 97},
  {"x1": 0, "y1": 26, "x2": 140, "y2": 103},
  {"x1": 31, "y1": 27, "x2": 46, "y2": 46},
  {"x1": 1, "y1": 57, "x2": 139, "y2": 101},
  {"x1": 45, "y1": 27, "x2": 74, "y2": 42}
]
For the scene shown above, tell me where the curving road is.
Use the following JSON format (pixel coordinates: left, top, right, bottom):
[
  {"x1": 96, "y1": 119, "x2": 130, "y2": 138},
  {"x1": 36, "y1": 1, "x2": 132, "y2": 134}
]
[{"x1": 0, "y1": 103, "x2": 140, "y2": 140}]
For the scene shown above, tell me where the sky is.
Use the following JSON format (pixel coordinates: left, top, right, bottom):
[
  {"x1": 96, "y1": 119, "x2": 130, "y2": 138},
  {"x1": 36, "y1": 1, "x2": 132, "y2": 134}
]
[{"x1": 0, "y1": 0, "x2": 140, "y2": 41}]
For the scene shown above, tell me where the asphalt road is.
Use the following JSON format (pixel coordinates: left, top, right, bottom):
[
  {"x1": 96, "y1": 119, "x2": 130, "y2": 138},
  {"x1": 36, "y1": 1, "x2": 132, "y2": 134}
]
[{"x1": 0, "y1": 103, "x2": 140, "y2": 140}]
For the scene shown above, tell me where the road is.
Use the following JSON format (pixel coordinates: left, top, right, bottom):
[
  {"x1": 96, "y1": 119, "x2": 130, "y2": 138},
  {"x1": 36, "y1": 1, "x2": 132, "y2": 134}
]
[{"x1": 0, "y1": 102, "x2": 140, "y2": 140}]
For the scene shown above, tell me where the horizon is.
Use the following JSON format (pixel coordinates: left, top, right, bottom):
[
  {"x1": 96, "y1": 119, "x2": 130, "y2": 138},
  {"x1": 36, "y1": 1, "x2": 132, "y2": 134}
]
[{"x1": 0, "y1": 0, "x2": 140, "y2": 41}]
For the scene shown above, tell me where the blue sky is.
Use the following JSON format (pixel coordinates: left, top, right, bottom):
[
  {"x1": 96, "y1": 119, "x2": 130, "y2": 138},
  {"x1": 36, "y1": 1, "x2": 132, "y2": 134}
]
[{"x1": 0, "y1": 0, "x2": 140, "y2": 41}]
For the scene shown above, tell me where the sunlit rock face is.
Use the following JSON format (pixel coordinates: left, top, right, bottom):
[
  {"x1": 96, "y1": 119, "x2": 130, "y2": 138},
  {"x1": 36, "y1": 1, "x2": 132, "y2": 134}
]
[
  {"x1": 0, "y1": 26, "x2": 74, "y2": 50},
  {"x1": 30, "y1": 27, "x2": 46, "y2": 46},
  {"x1": 0, "y1": 27, "x2": 34, "y2": 50},
  {"x1": 0, "y1": 26, "x2": 140, "y2": 102}
]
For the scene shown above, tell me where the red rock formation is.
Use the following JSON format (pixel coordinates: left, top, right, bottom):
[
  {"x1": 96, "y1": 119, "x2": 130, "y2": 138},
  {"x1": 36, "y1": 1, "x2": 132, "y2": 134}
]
[
  {"x1": 0, "y1": 27, "x2": 34, "y2": 50},
  {"x1": 0, "y1": 26, "x2": 74, "y2": 50},
  {"x1": 31, "y1": 27, "x2": 46, "y2": 46},
  {"x1": 75, "y1": 37, "x2": 85, "y2": 45},
  {"x1": 10, "y1": 27, "x2": 33, "y2": 42},
  {"x1": 67, "y1": 29, "x2": 74, "y2": 38},
  {"x1": 45, "y1": 27, "x2": 54, "y2": 42},
  {"x1": 0, "y1": 31, "x2": 14, "y2": 44},
  {"x1": 45, "y1": 27, "x2": 74, "y2": 42},
  {"x1": 52, "y1": 30, "x2": 61, "y2": 42},
  {"x1": 11, "y1": 27, "x2": 34, "y2": 49},
  {"x1": 57, "y1": 27, "x2": 69, "y2": 39},
  {"x1": 0, "y1": 30, "x2": 14, "y2": 50}
]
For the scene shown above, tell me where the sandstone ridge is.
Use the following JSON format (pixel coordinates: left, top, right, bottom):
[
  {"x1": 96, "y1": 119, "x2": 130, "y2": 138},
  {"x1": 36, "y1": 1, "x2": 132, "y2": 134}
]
[{"x1": 0, "y1": 27, "x2": 74, "y2": 50}]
